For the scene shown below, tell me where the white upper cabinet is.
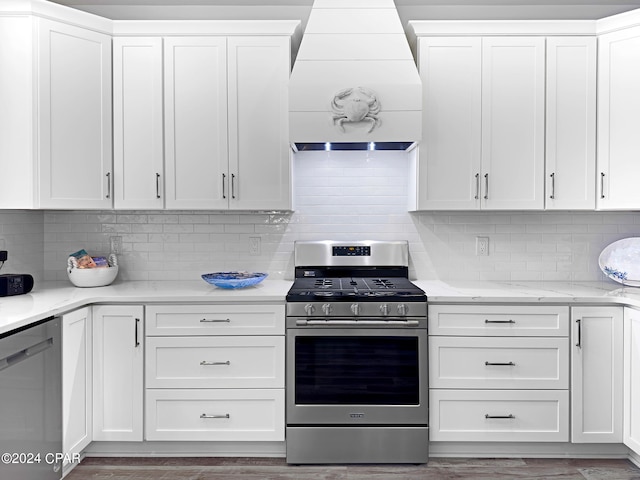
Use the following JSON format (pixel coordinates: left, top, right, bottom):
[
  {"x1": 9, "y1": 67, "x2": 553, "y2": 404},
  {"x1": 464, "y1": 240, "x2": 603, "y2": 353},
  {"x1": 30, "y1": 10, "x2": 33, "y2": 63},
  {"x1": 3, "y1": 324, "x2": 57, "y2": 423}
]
[
  {"x1": 545, "y1": 37, "x2": 596, "y2": 210},
  {"x1": 416, "y1": 37, "x2": 482, "y2": 210},
  {"x1": 164, "y1": 37, "x2": 229, "y2": 210},
  {"x1": 414, "y1": 36, "x2": 545, "y2": 210},
  {"x1": 597, "y1": 26, "x2": 640, "y2": 209},
  {"x1": 481, "y1": 37, "x2": 545, "y2": 210},
  {"x1": 113, "y1": 37, "x2": 164, "y2": 209},
  {"x1": 114, "y1": 34, "x2": 292, "y2": 211},
  {"x1": 0, "y1": 11, "x2": 112, "y2": 209},
  {"x1": 227, "y1": 37, "x2": 291, "y2": 211}
]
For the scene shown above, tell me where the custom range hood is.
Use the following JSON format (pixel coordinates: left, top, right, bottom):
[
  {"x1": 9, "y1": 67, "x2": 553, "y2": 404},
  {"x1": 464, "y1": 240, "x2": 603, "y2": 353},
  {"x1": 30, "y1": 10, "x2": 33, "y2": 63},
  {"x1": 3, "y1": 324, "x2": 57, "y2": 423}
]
[{"x1": 289, "y1": 0, "x2": 422, "y2": 151}]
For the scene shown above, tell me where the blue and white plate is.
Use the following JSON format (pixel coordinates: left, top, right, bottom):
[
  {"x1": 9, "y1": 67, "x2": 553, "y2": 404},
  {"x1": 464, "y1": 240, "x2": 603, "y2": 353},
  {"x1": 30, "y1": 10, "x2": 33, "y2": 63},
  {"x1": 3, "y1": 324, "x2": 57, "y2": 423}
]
[
  {"x1": 599, "y1": 238, "x2": 640, "y2": 286},
  {"x1": 201, "y1": 271, "x2": 268, "y2": 289}
]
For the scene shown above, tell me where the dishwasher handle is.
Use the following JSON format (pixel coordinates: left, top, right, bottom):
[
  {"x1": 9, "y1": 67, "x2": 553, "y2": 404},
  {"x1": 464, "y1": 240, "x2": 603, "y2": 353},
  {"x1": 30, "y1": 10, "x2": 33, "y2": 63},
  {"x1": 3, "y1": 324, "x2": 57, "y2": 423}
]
[{"x1": 0, "y1": 337, "x2": 54, "y2": 373}]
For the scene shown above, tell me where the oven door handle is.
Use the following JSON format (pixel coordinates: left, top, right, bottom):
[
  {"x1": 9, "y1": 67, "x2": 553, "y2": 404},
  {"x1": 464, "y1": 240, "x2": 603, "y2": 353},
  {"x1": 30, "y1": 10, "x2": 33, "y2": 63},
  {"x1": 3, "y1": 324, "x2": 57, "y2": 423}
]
[{"x1": 295, "y1": 319, "x2": 420, "y2": 327}]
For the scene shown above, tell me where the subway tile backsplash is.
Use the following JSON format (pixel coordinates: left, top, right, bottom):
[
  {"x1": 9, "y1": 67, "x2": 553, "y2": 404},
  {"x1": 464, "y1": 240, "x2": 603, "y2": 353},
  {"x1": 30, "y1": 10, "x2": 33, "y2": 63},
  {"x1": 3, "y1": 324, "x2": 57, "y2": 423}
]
[{"x1": 2, "y1": 150, "x2": 639, "y2": 283}]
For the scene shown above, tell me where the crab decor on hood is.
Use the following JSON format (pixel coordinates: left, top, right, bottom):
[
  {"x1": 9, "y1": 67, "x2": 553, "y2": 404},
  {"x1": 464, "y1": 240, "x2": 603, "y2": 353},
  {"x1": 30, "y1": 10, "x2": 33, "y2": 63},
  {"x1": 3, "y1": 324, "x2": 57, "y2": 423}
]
[{"x1": 330, "y1": 86, "x2": 381, "y2": 133}]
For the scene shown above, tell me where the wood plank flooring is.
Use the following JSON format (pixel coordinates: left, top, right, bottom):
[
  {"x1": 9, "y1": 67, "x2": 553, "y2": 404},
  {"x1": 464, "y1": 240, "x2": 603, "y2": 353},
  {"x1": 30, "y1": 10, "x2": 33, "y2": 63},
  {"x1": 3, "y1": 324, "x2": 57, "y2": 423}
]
[{"x1": 64, "y1": 457, "x2": 640, "y2": 480}]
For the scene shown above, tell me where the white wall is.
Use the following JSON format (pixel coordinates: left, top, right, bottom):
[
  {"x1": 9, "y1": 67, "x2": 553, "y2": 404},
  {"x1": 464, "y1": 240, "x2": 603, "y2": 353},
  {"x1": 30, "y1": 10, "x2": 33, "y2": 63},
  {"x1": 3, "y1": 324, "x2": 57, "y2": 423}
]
[
  {"x1": 0, "y1": 210, "x2": 44, "y2": 282},
  {"x1": 38, "y1": 150, "x2": 640, "y2": 283}
]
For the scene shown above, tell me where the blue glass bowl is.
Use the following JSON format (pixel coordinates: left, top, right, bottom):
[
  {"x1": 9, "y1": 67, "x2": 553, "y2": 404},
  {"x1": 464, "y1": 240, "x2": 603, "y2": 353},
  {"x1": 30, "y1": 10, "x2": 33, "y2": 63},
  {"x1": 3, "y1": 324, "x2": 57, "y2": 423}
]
[{"x1": 201, "y1": 271, "x2": 268, "y2": 289}]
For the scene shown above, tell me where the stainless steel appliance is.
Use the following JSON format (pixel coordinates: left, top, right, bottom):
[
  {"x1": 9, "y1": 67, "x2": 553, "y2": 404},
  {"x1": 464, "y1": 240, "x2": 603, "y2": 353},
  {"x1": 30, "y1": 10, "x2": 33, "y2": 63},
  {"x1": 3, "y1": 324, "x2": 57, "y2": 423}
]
[
  {"x1": 0, "y1": 317, "x2": 62, "y2": 479},
  {"x1": 286, "y1": 240, "x2": 428, "y2": 464}
]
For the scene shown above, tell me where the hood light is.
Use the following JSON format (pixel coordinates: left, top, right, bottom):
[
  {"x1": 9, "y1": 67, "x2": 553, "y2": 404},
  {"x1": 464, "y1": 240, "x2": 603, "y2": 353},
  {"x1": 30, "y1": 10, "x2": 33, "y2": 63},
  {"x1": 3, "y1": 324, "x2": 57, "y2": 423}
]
[{"x1": 294, "y1": 142, "x2": 415, "y2": 152}]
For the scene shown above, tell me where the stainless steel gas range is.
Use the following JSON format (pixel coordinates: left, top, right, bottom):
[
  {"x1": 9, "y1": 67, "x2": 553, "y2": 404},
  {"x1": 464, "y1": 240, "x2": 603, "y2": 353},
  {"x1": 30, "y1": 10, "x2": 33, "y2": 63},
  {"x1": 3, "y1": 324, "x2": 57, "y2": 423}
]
[{"x1": 285, "y1": 240, "x2": 429, "y2": 464}]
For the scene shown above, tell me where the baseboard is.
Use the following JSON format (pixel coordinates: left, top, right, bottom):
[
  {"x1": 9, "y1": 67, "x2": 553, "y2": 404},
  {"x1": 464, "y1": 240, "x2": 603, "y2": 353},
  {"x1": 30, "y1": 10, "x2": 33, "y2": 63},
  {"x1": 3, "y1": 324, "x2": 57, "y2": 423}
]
[
  {"x1": 84, "y1": 441, "x2": 286, "y2": 458},
  {"x1": 429, "y1": 442, "x2": 630, "y2": 459}
]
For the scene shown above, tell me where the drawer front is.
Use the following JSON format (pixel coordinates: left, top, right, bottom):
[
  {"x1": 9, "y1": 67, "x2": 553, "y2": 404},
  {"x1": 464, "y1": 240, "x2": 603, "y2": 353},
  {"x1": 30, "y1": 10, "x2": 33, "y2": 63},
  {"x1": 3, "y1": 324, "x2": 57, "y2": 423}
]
[
  {"x1": 429, "y1": 305, "x2": 569, "y2": 336},
  {"x1": 146, "y1": 336, "x2": 284, "y2": 388},
  {"x1": 430, "y1": 336, "x2": 569, "y2": 389},
  {"x1": 146, "y1": 304, "x2": 285, "y2": 336},
  {"x1": 145, "y1": 389, "x2": 284, "y2": 441},
  {"x1": 430, "y1": 389, "x2": 569, "y2": 442}
]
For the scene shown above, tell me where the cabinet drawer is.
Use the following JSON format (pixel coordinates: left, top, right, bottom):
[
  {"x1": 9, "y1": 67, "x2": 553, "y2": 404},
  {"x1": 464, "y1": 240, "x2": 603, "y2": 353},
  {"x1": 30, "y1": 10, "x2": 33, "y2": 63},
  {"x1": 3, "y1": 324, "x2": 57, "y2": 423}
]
[
  {"x1": 146, "y1": 336, "x2": 284, "y2": 388},
  {"x1": 146, "y1": 304, "x2": 285, "y2": 336},
  {"x1": 429, "y1": 305, "x2": 569, "y2": 336},
  {"x1": 430, "y1": 336, "x2": 568, "y2": 389},
  {"x1": 430, "y1": 389, "x2": 569, "y2": 442},
  {"x1": 145, "y1": 388, "x2": 284, "y2": 441}
]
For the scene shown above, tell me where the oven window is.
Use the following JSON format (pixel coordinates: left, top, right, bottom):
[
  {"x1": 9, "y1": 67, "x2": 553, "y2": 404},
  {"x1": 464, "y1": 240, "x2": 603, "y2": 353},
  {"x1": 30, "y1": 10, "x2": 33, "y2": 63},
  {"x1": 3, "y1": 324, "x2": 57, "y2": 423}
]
[{"x1": 294, "y1": 336, "x2": 420, "y2": 405}]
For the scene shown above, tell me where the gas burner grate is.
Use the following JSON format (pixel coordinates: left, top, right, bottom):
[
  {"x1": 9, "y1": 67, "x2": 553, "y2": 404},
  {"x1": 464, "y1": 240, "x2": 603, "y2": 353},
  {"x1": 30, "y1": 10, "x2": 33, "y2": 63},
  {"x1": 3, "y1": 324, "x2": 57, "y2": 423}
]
[
  {"x1": 371, "y1": 279, "x2": 397, "y2": 289},
  {"x1": 314, "y1": 279, "x2": 334, "y2": 289}
]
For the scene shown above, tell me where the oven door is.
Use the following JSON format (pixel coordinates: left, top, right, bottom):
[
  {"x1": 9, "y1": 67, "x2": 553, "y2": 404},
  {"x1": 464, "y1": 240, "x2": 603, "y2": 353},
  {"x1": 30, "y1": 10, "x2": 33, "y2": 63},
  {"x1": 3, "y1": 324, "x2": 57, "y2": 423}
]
[{"x1": 286, "y1": 323, "x2": 428, "y2": 426}]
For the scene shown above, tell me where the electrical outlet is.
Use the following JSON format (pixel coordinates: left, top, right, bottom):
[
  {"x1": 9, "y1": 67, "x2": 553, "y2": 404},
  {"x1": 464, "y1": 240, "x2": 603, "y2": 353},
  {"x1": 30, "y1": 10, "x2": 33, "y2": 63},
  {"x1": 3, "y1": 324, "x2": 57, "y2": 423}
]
[
  {"x1": 249, "y1": 237, "x2": 261, "y2": 256},
  {"x1": 476, "y1": 237, "x2": 489, "y2": 256},
  {"x1": 0, "y1": 250, "x2": 7, "y2": 262},
  {"x1": 110, "y1": 236, "x2": 122, "y2": 255}
]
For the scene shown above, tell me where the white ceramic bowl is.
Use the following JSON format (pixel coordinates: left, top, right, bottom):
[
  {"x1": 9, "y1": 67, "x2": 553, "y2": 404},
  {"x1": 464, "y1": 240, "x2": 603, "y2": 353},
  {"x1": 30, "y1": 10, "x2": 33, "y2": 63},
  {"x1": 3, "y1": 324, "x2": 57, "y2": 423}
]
[
  {"x1": 599, "y1": 237, "x2": 640, "y2": 286},
  {"x1": 67, "y1": 265, "x2": 119, "y2": 287}
]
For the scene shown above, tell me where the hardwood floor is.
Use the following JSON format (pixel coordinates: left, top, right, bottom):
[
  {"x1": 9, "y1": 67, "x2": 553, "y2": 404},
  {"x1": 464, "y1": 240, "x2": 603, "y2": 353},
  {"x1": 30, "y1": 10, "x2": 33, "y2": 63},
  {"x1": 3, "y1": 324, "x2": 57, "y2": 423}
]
[{"x1": 64, "y1": 457, "x2": 640, "y2": 480}]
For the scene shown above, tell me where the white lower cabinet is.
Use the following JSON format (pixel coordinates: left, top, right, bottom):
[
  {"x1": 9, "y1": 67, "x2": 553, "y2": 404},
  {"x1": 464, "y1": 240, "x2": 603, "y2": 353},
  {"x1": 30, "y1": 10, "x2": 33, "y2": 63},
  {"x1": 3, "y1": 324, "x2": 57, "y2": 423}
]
[
  {"x1": 624, "y1": 307, "x2": 640, "y2": 455},
  {"x1": 429, "y1": 304, "x2": 570, "y2": 442},
  {"x1": 62, "y1": 308, "x2": 92, "y2": 466},
  {"x1": 570, "y1": 306, "x2": 623, "y2": 443},
  {"x1": 145, "y1": 304, "x2": 285, "y2": 442},
  {"x1": 92, "y1": 305, "x2": 144, "y2": 441}
]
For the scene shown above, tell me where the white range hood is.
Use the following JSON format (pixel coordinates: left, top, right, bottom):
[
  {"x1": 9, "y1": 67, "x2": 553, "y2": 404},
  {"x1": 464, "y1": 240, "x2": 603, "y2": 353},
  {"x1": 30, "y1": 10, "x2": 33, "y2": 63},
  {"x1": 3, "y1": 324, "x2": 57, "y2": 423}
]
[{"x1": 289, "y1": 0, "x2": 422, "y2": 150}]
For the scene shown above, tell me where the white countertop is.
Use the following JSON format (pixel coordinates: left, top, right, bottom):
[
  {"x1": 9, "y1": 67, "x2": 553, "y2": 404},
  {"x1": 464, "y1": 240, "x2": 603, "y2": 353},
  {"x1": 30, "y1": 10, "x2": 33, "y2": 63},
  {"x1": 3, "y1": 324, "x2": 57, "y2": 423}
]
[{"x1": 3, "y1": 277, "x2": 640, "y2": 336}]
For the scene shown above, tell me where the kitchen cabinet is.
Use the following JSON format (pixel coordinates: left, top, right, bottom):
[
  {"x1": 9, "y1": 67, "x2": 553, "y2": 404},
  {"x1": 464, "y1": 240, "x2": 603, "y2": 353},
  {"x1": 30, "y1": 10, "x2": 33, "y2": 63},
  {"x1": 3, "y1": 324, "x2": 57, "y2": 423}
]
[
  {"x1": 624, "y1": 307, "x2": 640, "y2": 456},
  {"x1": 144, "y1": 304, "x2": 285, "y2": 441},
  {"x1": 597, "y1": 26, "x2": 640, "y2": 209},
  {"x1": 414, "y1": 36, "x2": 545, "y2": 210},
  {"x1": 112, "y1": 37, "x2": 164, "y2": 209},
  {"x1": 570, "y1": 306, "x2": 623, "y2": 443},
  {"x1": 545, "y1": 37, "x2": 596, "y2": 210},
  {"x1": 428, "y1": 304, "x2": 570, "y2": 442},
  {"x1": 92, "y1": 305, "x2": 144, "y2": 441},
  {"x1": 62, "y1": 308, "x2": 92, "y2": 467},
  {"x1": 0, "y1": 14, "x2": 112, "y2": 209},
  {"x1": 167, "y1": 35, "x2": 291, "y2": 210}
]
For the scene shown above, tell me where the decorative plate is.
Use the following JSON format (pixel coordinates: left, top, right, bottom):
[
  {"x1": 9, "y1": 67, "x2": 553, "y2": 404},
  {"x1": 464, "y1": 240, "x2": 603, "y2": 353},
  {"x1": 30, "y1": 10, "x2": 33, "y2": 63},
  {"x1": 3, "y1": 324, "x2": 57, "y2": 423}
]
[
  {"x1": 201, "y1": 271, "x2": 268, "y2": 289},
  {"x1": 599, "y1": 238, "x2": 640, "y2": 286}
]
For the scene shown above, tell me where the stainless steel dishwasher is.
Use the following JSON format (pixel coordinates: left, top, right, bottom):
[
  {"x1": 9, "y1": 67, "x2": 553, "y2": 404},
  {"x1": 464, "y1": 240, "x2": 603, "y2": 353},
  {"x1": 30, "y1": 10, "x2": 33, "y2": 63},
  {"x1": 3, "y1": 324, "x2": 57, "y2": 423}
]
[{"x1": 0, "y1": 317, "x2": 62, "y2": 479}]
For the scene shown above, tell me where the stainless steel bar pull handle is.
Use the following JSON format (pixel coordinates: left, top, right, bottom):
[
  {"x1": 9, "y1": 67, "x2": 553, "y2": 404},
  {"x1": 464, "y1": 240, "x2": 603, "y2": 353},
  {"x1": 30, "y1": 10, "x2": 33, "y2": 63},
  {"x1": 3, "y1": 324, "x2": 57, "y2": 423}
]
[
  {"x1": 484, "y1": 173, "x2": 489, "y2": 200},
  {"x1": 576, "y1": 319, "x2": 582, "y2": 348},
  {"x1": 231, "y1": 174, "x2": 236, "y2": 199},
  {"x1": 485, "y1": 319, "x2": 515, "y2": 324},
  {"x1": 156, "y1": 173, "x2": 161, "y2": 199},
  {"x1": 134, "y1": 318, "x2": 140, "y2": 347},
  {"x1": 200, "y1": 413, "x2": 230, "y2": 419},
  {"x1": 475, "y1": 173, "x2": 480, "y2": 200},
  {"x1": 106, "y1": 172, "x2": 111, "y2": 199},
  {"x1": 485, "y1": 414, "x2": 515, "y2": 419},
  {"x1": 601, "y1": 172, "x2": 606, "y2": 199},
  {"x1": 485, "y1": 361, "x2": 516, "y2": 366},
  {"x1": 222, "y1": 173, "x2": 226, "y2": 199},
  {"x1": 549, "y1": 173, "x2": 555, "y2": 199},
  {"x1": 200, "y1": 360, "x2": 231, "y2": 366},
  {"x1": 200, "y1": 318, "x2": 231, "y2": 323}
]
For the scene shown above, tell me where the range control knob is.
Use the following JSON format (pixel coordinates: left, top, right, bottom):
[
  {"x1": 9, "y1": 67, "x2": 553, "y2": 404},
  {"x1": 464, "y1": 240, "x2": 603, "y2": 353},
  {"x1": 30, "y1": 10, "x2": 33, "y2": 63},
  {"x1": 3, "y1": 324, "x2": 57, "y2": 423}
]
[
  {"x1": 379, "y1": 304, "x2": 389, "y2": 316},
  {"x1": 350, "y1": 303, "x2": 361, "y2": 316},
  {"x1": 304, "y1": 304, "x2": 315, "y2": 315},
  {"x1": 397, "y1": 304, "x2": 408, "y2": 316},
  {"x1": 322, "y1": 303, "x2": 333, "y2": 316}
]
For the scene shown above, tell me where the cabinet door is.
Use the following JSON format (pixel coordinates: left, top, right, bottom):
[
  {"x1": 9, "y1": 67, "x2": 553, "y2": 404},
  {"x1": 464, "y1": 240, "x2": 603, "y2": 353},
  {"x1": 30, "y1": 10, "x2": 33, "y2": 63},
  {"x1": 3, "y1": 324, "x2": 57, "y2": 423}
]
[
  {"x1": 624, "y1": 307, "x2": 640, "y2": 455},
  {"x1": 92, "y1": 305, "x2": 144, "y2": 441},
  {"x1": 37, "y1": 19, "x2": 112, "y2": 209},
  {"x1": 545, "y1": 37, "x2": 596, "y2": 210},
  {"x1": 62, "y1": 308, "x2": 92, "y2": 464},
  {"x1": 597, "y1": 26, "x2": 640, "y2": 209},
  {"x1": 113, "y1": 37, "x2": 164, "y2": 209},
  {"x1": 164, "y1": 37, "x2": 228, "y2": 209},
  {"x1": 571, "y1": 306, "x2": 623, "y2": 443},
  {"x1": 416, "y1": 37, "x2": 482, "y2": 210},
  {"x1": 481, "y1": 37, "x2": 545, "y2": 210},
  {"x1": 228, "y1": 37, "x2": 291, "y2": 210}
]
